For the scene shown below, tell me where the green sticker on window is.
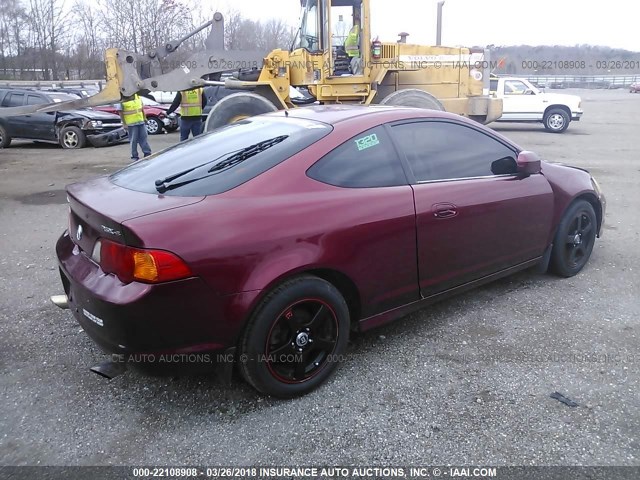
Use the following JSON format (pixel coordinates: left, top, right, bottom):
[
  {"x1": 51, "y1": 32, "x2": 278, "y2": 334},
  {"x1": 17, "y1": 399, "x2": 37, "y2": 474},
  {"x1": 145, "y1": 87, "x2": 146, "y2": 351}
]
[{"x1": 355, "y1": 133, "x2": 380, "y2": 151}]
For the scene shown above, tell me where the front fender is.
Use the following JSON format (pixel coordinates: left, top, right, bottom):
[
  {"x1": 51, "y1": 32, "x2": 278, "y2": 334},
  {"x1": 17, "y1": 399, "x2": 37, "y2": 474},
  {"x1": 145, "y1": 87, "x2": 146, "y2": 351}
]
[{"x1": 541, "y1": 161, "x2": 604, "y2": 243}]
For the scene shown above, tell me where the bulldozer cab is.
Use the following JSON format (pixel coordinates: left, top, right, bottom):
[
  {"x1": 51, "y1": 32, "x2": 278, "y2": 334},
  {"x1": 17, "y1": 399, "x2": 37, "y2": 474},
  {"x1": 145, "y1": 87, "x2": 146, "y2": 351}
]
[{"x1": 294, "y1": 0, "x2": 368, "y2": 78}]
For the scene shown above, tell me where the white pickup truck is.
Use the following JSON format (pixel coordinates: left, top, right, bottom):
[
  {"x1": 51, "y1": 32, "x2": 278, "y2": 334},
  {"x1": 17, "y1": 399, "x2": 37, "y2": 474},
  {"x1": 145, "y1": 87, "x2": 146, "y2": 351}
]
[{"x1": 490, "y1": 77, "x2": 583, "y2": 133}]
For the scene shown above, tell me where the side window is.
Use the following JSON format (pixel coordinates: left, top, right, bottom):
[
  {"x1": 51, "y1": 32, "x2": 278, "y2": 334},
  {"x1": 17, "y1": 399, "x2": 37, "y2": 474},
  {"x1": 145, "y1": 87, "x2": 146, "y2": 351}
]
[
  {"x1": 2, "y1": 92, "x2": 25, "y2": 107},
  {"x1": 307, "y1": 126, "x2": 407, "y2": 188},
  {"x1": 504, "y1": 80, "x2": 528, "y2": 95},
  {"x1": 391, "y1": 121, "x2": 518, "y2": 182},
  {"x1": 27, "y1": 95, "x2": 46, "y2": 105},
  {"x1": 490, "y1": 79, "x2": 498, "y2": 92}
]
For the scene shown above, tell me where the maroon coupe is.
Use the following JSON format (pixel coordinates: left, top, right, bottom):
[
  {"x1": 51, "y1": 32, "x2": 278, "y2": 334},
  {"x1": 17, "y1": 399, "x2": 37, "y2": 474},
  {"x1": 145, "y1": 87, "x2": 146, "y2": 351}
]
[{"x1": 54, "y1": 106, "x2": 605, "y2": 397}]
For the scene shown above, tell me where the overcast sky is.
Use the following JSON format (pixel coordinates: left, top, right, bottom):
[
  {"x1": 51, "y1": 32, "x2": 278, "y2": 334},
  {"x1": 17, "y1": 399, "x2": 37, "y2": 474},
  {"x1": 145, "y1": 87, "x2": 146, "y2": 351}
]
[{"x1": 209, "y1": 0, "x2": 639, "y2": 51}]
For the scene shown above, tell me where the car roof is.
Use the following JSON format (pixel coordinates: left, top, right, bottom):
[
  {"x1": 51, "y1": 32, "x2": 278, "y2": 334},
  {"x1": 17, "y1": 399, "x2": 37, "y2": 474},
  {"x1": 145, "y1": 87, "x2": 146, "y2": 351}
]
[
  {"x1": 0, "y1": 87, "x2": 39, "y2": 93},
  {"x1": 264, "y1": 105, "x2": 520, "y2": 150}
]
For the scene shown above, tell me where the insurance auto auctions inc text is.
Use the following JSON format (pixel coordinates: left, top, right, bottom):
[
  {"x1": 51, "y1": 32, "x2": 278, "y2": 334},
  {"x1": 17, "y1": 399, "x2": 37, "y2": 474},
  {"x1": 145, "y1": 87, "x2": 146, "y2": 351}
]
[{"x1": 253, "y1": 466, "x2": 497, "y2": 478}]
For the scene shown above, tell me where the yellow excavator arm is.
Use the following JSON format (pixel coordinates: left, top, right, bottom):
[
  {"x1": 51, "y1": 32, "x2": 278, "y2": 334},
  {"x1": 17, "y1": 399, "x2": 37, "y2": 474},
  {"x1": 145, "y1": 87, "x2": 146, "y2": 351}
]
[{"x1": 0, "y1": 13, "x2": 264, "y2": 117}]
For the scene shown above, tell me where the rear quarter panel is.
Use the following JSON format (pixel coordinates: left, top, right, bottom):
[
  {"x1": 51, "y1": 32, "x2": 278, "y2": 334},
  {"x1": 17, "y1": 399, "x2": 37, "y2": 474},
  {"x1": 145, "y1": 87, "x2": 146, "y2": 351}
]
[{"x1": 122, "y1": 117, "x2": 421, "y2": 319}]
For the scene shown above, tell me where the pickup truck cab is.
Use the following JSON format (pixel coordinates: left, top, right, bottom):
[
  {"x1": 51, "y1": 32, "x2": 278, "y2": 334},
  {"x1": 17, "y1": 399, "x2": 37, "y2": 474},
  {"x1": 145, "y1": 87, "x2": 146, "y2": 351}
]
[{"x1": 490, "y1": 77, "x2": 583, "y2": 133}]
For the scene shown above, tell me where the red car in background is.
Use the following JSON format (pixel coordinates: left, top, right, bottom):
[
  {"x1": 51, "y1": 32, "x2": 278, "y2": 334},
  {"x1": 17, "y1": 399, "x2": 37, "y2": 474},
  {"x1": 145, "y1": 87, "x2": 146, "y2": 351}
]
[
  {"x1": 630, "y1": 83, "x2": 640, "y2": 93},
  {"x1": 54, "y1": 106, "x2": 605, "y2": 398},
  {"x1": 94, "y1": 96, "x2": 179, "y2": 135}
]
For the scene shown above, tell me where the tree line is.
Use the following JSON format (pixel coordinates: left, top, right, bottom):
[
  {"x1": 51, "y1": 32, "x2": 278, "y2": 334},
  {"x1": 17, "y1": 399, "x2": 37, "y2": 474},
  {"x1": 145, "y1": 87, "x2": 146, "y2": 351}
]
[{"x1": 0, "y1": 0, "x2": 295, "y2": 81}]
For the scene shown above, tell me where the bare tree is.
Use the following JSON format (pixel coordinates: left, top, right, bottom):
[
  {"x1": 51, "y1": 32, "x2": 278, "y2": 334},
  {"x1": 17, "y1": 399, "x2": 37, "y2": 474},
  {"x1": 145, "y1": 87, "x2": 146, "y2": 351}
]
[
  {"x1": 260, "y1": 18, "x2": 295, "y2": 52},
  {"x1": 27, "y1": 0, "x2": 69, "y2": 79},
  {"x1": 223, "y1": 9, "x2": 244, "y2": 51},
  {"x1": 73, "y1": 0, "x2": 104, "y2": 78},
  {"x1": 0, "y1": 0, "x2": 27, "y2": 78}
]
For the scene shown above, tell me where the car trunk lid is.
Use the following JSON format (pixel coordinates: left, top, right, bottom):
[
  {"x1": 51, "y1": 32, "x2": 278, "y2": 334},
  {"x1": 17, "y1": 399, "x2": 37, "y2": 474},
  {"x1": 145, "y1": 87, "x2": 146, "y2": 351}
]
[{"x1": 67, "y1": 176, "x2": 204, "y2": 253}]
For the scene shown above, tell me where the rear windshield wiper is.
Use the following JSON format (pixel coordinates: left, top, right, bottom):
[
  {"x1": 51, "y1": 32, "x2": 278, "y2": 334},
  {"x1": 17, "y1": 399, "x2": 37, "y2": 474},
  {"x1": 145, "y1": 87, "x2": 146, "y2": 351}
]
[
  {"x1": 207, "y1": 135, "x2": 288, "y2": 173},
  {"x1": 154, "y1": 148, "x2": 243, "y2": 191},
  {"x1": 155, "y1": 136, "x2": 288, "y2": 194}
]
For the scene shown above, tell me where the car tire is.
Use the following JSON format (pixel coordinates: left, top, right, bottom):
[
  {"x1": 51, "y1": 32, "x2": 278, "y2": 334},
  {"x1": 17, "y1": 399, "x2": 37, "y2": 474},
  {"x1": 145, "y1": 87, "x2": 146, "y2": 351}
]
[
  {"x1": 205, "y1": 92, "x2": 278, "y2": 132},
  {"x1": 549, "y1": 200, "x2": 597, "y2": 277},
  {"x1": 146, "y1": 117, "x2": 162, "y2": 135},
  {"x1": 380, "y1": 89, "x2": 445, "y2": 111},
  {"x1": 543, "y1": 108, "x2": 570, "y2": 133},
  {"x1": 0, "y1": 124, "x2": 11, "y2": 148},
  {"x1": 59, "y1": 126, "x2": 86, "y2": 149},
  {"x1": 238, "y1": 275, "x2": 350, "y2": 398}
]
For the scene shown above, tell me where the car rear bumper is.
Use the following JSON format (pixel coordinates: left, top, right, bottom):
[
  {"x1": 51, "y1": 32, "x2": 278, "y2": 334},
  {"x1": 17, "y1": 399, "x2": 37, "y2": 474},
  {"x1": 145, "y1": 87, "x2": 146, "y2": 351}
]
[
  {"x1": 572, "y1": 111, "x2": 583, "y2": 121},
  {"x1": 55, "y1": 231, "x2": 259, "y2": 369},
  {"x1": 86, "y1": 127, "x2": 128, "y2": 147}
]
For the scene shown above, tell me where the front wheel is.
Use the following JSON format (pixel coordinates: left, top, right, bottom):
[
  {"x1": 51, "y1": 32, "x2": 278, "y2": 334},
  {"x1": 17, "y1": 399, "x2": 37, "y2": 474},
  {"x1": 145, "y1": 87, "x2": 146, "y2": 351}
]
[
  {"x1": 543, "y1": 108, "x2": 570, "y2": 133},
  {"x1": 549, "y1": 200, "x2": 597, "y2": 277},
  {"x1": 59, "y1": 126, "x2": 86, "y2": 149},
  {"x1": 146, "y1": 117, "x2": 163, "y2": 135},
  {"x1": 238, "y1": 275, "x2": 350, "y2": 398}
]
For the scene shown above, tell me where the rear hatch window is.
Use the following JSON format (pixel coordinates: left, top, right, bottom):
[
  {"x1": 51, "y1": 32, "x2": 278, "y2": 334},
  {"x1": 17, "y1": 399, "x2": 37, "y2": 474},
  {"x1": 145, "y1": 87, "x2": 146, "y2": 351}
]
[{"x1": 110, "y1": 116, "x2": 332, "y2": 196}]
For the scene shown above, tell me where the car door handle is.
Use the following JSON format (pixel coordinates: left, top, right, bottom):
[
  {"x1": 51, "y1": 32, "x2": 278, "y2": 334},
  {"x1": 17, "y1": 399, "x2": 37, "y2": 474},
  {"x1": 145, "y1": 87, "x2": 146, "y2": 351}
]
[
  {"x1": 432, "y1": 202, "x2": 458, "y2": 219},
  {"x1": 435, "y1": 209, "x2": 457, "y2": 218}
]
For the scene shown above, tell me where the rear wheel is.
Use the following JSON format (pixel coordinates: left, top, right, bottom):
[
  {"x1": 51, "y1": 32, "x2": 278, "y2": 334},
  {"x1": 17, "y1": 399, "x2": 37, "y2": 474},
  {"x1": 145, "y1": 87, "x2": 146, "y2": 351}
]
[
  {"x1": 549, "y1": 200, "x2": 597, "y2": 277},
  {"x1": 146, "y1": 117, "x2": 162, "y2": 135},
  {"x1": 205, "y1": 93, "x2": 277, "y2": 132},
  {"x1": 380, "y1": 89, "x2": 445, "y2": 111},
  {"x1": 59, "y1": 126, "x2": 86, "y2": 149},
  {"x1": 238, "y1": 275, "x2": 350, "y2": 398},
  {"x1": 543, "y1": 108, "x2": 570, "y2": 133},
  {"x1": 0, "y1": 124, "x2": 10, "y2": 148}
]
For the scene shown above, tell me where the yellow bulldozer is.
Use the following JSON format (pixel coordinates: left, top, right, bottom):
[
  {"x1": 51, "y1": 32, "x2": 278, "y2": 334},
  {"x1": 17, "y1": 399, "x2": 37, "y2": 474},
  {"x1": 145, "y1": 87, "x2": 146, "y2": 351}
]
[{"x1": 0, "y1": 0, "x2": 502, "y2": 127}]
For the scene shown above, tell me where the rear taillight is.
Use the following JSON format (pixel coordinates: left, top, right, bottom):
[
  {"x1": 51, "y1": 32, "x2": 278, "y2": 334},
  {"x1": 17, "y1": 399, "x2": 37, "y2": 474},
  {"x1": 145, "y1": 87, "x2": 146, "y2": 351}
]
[{"x1": 97, "y1": 239, "x2": 192, "y2": 284}]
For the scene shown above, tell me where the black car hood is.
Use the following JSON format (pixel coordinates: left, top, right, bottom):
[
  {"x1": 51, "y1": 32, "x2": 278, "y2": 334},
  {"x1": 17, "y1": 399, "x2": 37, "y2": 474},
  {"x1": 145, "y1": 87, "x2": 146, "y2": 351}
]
[{"x1": 59, "y1": 109, "x2": 121, "y2": 120}]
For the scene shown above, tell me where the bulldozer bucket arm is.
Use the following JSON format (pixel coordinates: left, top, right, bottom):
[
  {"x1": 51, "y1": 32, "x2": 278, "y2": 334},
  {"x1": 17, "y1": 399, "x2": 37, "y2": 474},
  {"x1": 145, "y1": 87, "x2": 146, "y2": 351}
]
[{"x1": 0, "y1": 13, "x2": 264, "y2": 117}]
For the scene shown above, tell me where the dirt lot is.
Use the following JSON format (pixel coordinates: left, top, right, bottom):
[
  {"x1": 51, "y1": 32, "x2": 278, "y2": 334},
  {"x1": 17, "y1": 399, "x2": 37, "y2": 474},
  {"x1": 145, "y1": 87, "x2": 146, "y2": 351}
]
[{"x1": 1, "y1": 90, "x2": 639, "y2": 467}]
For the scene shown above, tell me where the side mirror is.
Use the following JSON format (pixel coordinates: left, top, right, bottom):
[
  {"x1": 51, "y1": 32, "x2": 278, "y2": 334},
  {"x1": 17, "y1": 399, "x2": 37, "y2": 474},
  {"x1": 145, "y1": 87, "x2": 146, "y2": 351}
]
[{"x1": 517, "y1": 151, "x2": 541, "y2": 175}]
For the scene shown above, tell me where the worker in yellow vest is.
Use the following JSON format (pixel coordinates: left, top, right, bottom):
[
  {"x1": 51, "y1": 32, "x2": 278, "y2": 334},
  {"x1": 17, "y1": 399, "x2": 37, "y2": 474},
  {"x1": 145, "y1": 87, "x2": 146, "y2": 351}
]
[
  {"x1": 344, "y1": 8, "x2": 363, "y2": 75},
  {"x1": 115, "y1": 94, "x2": 152, "y2": 161},
  {"x1": 167, "y1": 88, "x2": 207, "y2": 141}
]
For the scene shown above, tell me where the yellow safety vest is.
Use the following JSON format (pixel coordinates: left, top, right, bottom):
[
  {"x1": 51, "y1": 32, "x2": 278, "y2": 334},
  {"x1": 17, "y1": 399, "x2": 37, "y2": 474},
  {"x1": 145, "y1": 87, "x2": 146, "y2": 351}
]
[
  {"x1": 345, "y1": 25, "x2": 360, "y2": 58},
  {"x1": 121, "y1": 95, "x2": 145, "y2": 125},
  {"x1": 180, "y1": 88, "x2": 203, "y2": 117}
]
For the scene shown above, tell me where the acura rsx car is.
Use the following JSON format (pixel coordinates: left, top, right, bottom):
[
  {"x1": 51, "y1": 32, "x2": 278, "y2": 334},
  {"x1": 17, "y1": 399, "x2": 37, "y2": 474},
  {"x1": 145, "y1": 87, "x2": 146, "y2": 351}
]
[{"x1": 54, "y1": 106, "x2": 605, "y2": 398}]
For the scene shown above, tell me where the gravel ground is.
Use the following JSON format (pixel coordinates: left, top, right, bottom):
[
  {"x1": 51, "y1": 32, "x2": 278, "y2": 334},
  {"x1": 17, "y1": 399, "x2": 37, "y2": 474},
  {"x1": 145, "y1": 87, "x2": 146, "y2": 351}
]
[{"x1": 0, "y1": 89, "x2": 638, "y2": 468}]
